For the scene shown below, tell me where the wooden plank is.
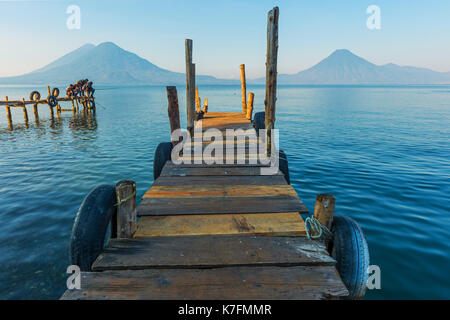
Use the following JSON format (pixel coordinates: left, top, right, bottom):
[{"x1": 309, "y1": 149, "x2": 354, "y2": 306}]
[
  {"x1": 134, "y1": 212, "x2": 306, "y2": 237},
  {"x1": 138, "y1": 196, "x2": 308, "y2": 216},
  {"x1": 61, "y1": 266, "x2": 348, "y2": 300},
  {"x1": 153, "y1": 175, "x2": 288, "y2": 186},
  {"x1": 160, "y1": 164, "x2": 282, "y2": 176},
  {"x1": 144, "y1": 185, "x2": 297, "y2": 199},
  {"x1": 92, "y1": 236, "x2": 335, "y2": 271}
]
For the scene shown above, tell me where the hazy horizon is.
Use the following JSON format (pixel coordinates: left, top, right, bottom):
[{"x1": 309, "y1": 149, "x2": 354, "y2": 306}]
[{"x1": 1, "y1": 0, "x2": 450, "y2": 79}]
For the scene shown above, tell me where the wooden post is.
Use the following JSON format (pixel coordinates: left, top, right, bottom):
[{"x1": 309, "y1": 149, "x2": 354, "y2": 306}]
[
  {"x1": 195, "y1": 87, "x2": 201, "y2": 113},
  {"x1": 33, "y1": 103, "x2": 39, "y2": 121},
  {"x1": 5, "y1": 96, "x2": 12, "y2": 129},
  {"x1": 185, "y1": 39, "x2": 196, "y2": 136},
  {"x1": 167, "y1": 86, "x2": 181, "y2": 146},
  {"x1": 203, "y1": 98, "x2": 208, "y2": 113},
  {"x1": 313, "y1": 194, "x2": 335, "y2": 231},
  {"x1": 115, "y1": 180, "x2": 137, "y2": 238},
  {"x1": 240, "y1": 64, "x2": 247, "y2": 113},
  {"x1": 246, "y1": 92, "x2": 254, "y2": 120},
  {"x1": 265, "y1": 7, "x2": 279, "y2": 156},
  {"x1": 22, "y1": 98, "x2": 29, "y2": 124}
]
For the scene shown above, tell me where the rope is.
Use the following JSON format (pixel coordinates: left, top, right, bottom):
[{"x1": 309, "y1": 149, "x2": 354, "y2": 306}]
[
  {"x1": 304, "y1": 216, "x2": 333, "y2": 240},
  {"x1": 115, "y1": 184, "x2": 136, "y2": 206}
]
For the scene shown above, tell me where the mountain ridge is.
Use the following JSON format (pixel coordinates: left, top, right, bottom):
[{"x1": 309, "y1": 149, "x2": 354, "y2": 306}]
[{"x1": 0, "y1": 43, "x2": 448, "y2": 86}]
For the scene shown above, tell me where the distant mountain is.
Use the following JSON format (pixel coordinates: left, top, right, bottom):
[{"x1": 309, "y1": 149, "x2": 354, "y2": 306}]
[
  {"x1": 255, "y1": 49, "x2": 450, "y2": 85},
  {"x1": 0, "y1": 42, "x2": 235, "y2": 86}
]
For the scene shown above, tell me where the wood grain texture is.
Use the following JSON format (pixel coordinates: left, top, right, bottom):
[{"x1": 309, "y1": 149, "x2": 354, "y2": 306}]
[
  {"x1": 160, "y1": 164, "x2": 282, "y2": 177},
  {"x1": 143, "y1": 185, "x2": 297, "y2": 199},
  {"x1": 61, "y1": 266, "x2": 348, "y2": 300},
  {"x1": 92, "y1": 235, "x2": 335, "y2": 271},
  {"x1": 138, "y1": 196, "x2": 307, "y2": 216},
  {"x1": 153, "y1": 175, "x2": 288, "y2": 186},
  {"x1": 134, "y1": 212, "x2": 306, "y2": 237}
]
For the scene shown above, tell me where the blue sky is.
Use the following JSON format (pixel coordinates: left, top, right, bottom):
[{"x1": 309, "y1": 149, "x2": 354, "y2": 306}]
[{"x1": 1, "y1": 0, "x2": 449, "y2": 78}]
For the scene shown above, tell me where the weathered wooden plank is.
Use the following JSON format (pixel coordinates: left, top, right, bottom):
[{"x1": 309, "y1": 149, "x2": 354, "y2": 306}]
[
  {"x1": 153, "y1": 175, "x2": 288, "y2": 186},
  {"x1": 144, "y1": 185, "x2": 297, "y2": 199},
  {"x1": 134, "y1": 212, "x2": 306, "y2": 237},
  {"x1": 160, "y1": 164, "x2": 282, "y2": 177},
  {"x1": 138, "y1": 196, "x2": 308, "y2": 216},
  {"x1": 61, "y1": 266, "x2": 348, "y2": 300},
  {"x1": 92, "y1": 236, "x2": 335, "y2": 271}
]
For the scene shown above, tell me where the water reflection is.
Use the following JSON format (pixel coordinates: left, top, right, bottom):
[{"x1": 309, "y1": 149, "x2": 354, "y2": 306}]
[{"x1": 0, "y1": 110, "x2": 97, "y2": 137}]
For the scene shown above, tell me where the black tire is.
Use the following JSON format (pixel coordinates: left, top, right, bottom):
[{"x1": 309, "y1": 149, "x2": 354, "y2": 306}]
[
  {"x1": 47, "y1": 95, "x2": 58, "y2": 108},
  {"x1": 52, "y1": 88, "x2": 60, "y2": 97},
  {"x1": 29, "y1": 91, "x2": 41, "y2": 101},
  {"x1": 69, "y1": 185, "x2": 116, "y2": 271},
  {"x1": 330, "y1": 215, "x2": 370, "y2": 299},
  {"x1": 153, "y1": 142, "x2": 173, "y2": 180},
  {"x1": 253, "y1": 112, "x2": 265, "y2": 135},
  {"x1": 278, "y1": 150, "x2": 290, "y2": 184}
]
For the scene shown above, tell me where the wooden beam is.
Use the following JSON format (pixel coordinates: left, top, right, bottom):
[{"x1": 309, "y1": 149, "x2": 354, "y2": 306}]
[
  {"x1": 185, "y1": 39, "x2": 195, "y2": 136},
  {"x1": 246, "y1": 92, "x2": 254, "y2": 120},
  {"x1": 135, "y1": 212, "x2": 306, "y2": 238},
  {"x1": 313, "y1": 194, "x2": 335, "y2": 230},
  {"x1": 166, "y1": 86, "x2": 181, "y2": 147},
  {"x1": 115, "y1": 180, "x2": 137, "y2": 238},
  {"x1": 240, "y1": 64, "x2": 247, "y2": 113},
  {"x1": 265, "y1": 7, "x2": 279, "y2": 156}
]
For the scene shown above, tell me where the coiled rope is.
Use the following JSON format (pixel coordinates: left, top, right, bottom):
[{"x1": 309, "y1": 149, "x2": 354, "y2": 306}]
[{"x1": 304, "y1": 216, "x2": 333, "y2": 240}]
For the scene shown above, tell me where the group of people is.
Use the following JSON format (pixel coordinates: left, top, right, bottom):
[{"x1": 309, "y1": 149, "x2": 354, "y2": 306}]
[{"x1": 66, "y1": 79, "x2": 95, "y2": 98}]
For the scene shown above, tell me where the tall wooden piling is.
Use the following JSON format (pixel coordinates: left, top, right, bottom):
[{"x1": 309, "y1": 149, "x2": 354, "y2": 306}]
[
  {"x1": 240, "y1": 64, "x2": 247, "y2": 113},
  {"x1": 115, "y1": 180, "x2": 137, "y2": 238},
  {"x1": 185, "y1": 39, "x2": 196, "y2": 136},
  {"x1": 246, "y1": 92, "x2": 254, "y2": 120},
  {"x1": 313, "y1": 194, "x2": 335, "y2": 231},
  {"x1": 265, "y1": 7, "x2": 279, "y2": 156},
  {"x1": 167, "y1": 86, "x2": 181, "y2": 146}
]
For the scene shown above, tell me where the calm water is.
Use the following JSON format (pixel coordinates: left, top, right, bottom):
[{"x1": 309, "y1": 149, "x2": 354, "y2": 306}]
[{"x1": 0, "y1": 85, "x2": 449, "y2": 299}]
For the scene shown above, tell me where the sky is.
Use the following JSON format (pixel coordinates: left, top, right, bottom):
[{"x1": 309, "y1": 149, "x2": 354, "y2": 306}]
[{"x1": 0, "y1": 0, "x2": 449, "y2": 79}]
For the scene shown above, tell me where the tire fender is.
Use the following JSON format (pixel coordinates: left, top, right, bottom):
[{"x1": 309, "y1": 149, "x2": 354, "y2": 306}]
[
  {"x1": 330, "y1": 215, "x2": 370, "y2": 299},
  {"x1": 69, "y1": 185, "x2": 116, "y2": 271},
  {"x1": 153, "y1": 142, "x2": 173, "y2": 180}
]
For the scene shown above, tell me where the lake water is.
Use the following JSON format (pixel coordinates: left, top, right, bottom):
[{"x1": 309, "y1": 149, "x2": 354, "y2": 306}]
[{"x1": 0, "y1": 84, "x2": 449, "y2": 299}]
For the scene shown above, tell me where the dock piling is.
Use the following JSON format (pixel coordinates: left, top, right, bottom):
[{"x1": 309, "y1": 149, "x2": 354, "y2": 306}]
[
  {"x1": 264, "y1": 6, "x2": 279, "y2": 156},
  {"x1": 185, "y1": 39, "x2": 196, "y2": 136},
  {"x1": 22, "y1": 98, "x2": 29, "y2": 125},
  {"x1": 203, "y1": 98, "x2": 208, "y2": 113},
  {"x1": 195, "y1": 87, "x2": 201, "y2": 113},
  {"x1": 5, "y1": 96, "x2": 12, "y2": 129},
  {"x1": 246, "y1": 92, "x2": 254, "y2": 120},
  {"x1": 166, "y1": 86, "x2": 181, "y2": 146},
  {"x1": 115, "y1": 180, "x2": 137, "y2": 239},
  {"x1": 313, "y1": 194, "x2": 335, "y2": 231},
  {"x1": 240, "y1": 64, "x2": 247, "y2": 113}
]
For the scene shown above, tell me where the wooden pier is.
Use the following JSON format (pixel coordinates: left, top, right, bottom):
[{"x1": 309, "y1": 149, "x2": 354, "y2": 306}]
[
  {"x1": 62, "y1": 111, "x2": 349, "y2": 300},
  {"x1": 62, "y1": 7, "x2": 369, "y2": 300},
  {"x1": 1, "y1": 85, "x2": 95, "y2": 130}
]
